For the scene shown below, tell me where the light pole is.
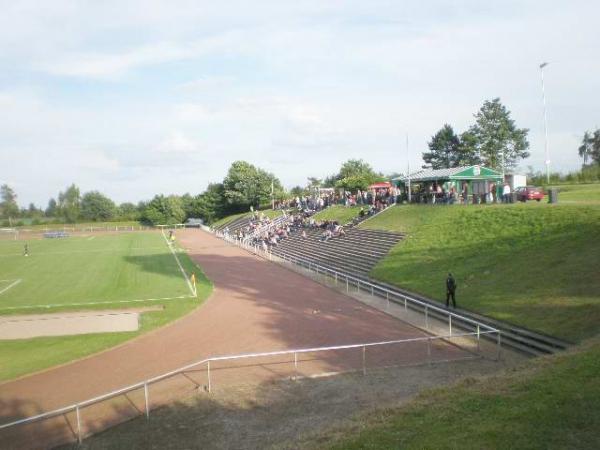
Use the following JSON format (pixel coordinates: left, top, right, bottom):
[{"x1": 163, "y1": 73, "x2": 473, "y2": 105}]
[
  {"x1": 406, "y1": 134, "x2": 411, "y2": 203},
  {"x1": 540, "y1": 62, "x2": 550, "y2": 184},
  {"x1": 271, "y1": 177, "x2": 275, "y2": 210}
]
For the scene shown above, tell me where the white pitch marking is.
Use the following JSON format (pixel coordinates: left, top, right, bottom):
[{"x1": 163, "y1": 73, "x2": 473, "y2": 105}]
[
  {"x1": 161, "y1": 230, "x2": 197, "y2": 297},
  {"x1": 0, "y1": 247, "x2": 166, "y2": 258},
  {"x1": 0, "y1": 279, "x2": 22, "y2": 296},
  {"x1": 0, "y1": 294, "x2": 196, "y2": 311},
  {"x1": 87, "y1": 236, "x2": 96, "y2": 241}
]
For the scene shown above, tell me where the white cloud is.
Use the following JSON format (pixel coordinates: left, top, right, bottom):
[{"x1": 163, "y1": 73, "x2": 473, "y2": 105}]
[
  {"x1": 1, "y1": 1, "x2": 598, "y2": 206},
  {"x1": 37, "y1": 42, "x2": 194, "y2": 80},
  {"x1": 156, "y1": 132, "x2": 202, "y2": 154}
]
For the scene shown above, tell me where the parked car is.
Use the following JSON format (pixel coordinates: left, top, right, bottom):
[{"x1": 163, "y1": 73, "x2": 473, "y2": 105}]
[{"x1": 515, "y1": 186, "x2": 544, "y2": 202}]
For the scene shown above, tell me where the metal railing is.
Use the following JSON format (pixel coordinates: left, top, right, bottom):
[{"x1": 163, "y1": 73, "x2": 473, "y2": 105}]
[
  {"x1": 1, "y1": 228, "x2": 502, "y2": 445},
  {"x1": 0, "y1": 330, "x2": 497, "y2": 444},
  {"x1": 16, "y1": 225, "x2": 153, "y2": 234},
  {"x1": 214, "y1": 230, "x2": 500, "y2": 342}
]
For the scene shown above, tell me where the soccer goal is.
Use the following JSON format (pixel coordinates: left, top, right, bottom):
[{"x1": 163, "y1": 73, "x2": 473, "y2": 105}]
[{"x1": 0, "y1": 228, "x2": 18, "y2": 240}]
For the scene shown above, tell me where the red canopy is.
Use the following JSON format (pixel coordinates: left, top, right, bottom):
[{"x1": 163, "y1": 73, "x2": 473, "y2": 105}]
[{"x1": 369, "y1": 182, "x2": 392, "y2": 189}]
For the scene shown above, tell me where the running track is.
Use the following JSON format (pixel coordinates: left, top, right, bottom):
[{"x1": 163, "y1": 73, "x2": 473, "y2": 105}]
[{"x1": 0, "y1": 230, "x2": 466, "y2": 449}]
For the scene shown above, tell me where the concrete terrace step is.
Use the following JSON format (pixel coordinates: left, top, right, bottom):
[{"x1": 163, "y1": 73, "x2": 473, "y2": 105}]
[
  {"x1": 271, "y1": 246, "x2": 375, "y2": 273},
  {"x1": 217, "y1": 226, "x2": 567, "y2": 357},
  {"x1": 273, "y1": 239, "x2": 377, "y2": 268},
  {"x1": 371, "y1": 279, "x2": 571, "y2": 356},
  {"x1": 214, "y1": 215, "x2": 250, "y2": 233},
  {"x1": 272, "y1": 228, "x2": 403, "y2": 278},
  {"x1": 280, "y1": 237, "x2": 388, "y2": 261},
  {"x1": 297, "y1": 228, "x2": 403, "y2": 245}
]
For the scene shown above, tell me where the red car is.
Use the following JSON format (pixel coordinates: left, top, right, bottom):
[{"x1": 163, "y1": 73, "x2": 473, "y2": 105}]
[{"x1": 516, "y1": 186, "x2": 544, "y2": 202}]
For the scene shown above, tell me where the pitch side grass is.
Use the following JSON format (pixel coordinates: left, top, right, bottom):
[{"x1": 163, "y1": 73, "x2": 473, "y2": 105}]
[
  {"x1": 362, "y1": 203, "x2": 600, "y2": 342},
  {"x1": 0, "y1": 231, "x2": 211, "y2": 381},
  {"x1": 312, "y1": 205, "x2": 363, "y2": 224}
]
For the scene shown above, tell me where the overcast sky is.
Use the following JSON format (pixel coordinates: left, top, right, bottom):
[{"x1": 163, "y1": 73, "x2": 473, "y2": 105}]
[{"x1": 1, "y1": 1, "x2": 598, "y2": 207}]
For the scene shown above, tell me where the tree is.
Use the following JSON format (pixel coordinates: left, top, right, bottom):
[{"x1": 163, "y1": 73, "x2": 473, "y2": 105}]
[
  {"x1": 26, "y1": 203, "x2": 43, "y2": 219},
  {"x1": 222, "y1": 161, "x2": 283, "y2": 211},
  {"x1": 118, "y1": 202, "x2": 139, "y2": 220},
  {"x1": 422, "y1": 124, "x2": 461, "y2": 169},
  {"x1": 196, "y1": 183, "x2": 227, "y2": 224},
  {"x1": 329, "y1": 159, "x2": 384, "y2": 192},
  {"x1": 58, "y1": 184, "x2": 81, "y2": 223},
  {"x1": 578, "y1": 131, "x2": 593, "y2": 166},
  {"x1": 591, "y1": 129, "x2": 600, "y2": 164},
  {"x1": 45, "y1": 198, "x2": 58, "y2": 217},
  {"x1": 180, "y1": 193, "x2": 195, "y2": 220},
  {"x1": 457, "y1": 131, "x2": 482, "y2": 166},
  {"x1": 0, "y1": 184, "x2": 19, "y2": 220},
  {"x1": 141, "y1": 195, "x2": 185, "y2": 225},
  {"x1": 338, "y1": 159, "x2": 380, "y2": 181},
  {"x1": 306, "y1": 177, "x2": 322, "y2": 189},
  {"x1": 80, "y1": 191, "x2": 116, "y2": 221},
  {"x1": 578, "y1": 129, "x2": 600, "y2": 166},
  {"x1": 290, "y1": 186, "x2": 305, "y2": 197},
  {"x1": 468, "y1": 98, "x2": 530, "y2": 171}
]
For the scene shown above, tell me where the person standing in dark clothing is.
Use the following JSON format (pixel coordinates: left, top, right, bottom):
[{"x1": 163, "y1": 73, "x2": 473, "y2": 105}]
[{"x1": 446, "y1": 273, "x2": 456, "y2": 308}]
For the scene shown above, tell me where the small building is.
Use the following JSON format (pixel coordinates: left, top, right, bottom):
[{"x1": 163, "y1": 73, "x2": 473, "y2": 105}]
[
  {"x1": 368, "y1": 181, "x2": 393, "y2": 190},
  {"x1": 393, "y1": 165, "x2": 504, "y2": 204},
  {"x1": 505, "y1": 173, "x2": 527, "y2": 191}
]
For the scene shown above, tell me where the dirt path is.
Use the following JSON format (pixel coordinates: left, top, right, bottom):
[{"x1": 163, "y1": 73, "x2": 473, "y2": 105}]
[{"x1": 0, "y1": 230, "x2": 467, "y2": 449}]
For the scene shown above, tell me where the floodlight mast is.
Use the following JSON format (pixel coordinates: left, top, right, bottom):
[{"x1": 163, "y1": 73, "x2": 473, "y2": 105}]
[
  {"x1": 540, "y1": 62, "x2": 550, "y2": 184},
  {"x1": 406, "y1": 134, "x2": 411, "y2": 203}
]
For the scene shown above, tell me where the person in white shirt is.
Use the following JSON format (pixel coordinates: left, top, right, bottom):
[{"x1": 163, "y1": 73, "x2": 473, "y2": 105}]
[{"x1": 502, "y1": 183, "x2": 511, "y2": 203}]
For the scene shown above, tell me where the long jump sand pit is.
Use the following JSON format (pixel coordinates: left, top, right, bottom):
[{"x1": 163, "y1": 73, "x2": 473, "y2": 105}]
[{"x1": 0, "y1": 306, "x2": 162, "y2": 339}]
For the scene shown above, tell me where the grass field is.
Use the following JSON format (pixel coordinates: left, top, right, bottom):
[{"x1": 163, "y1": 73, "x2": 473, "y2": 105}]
[
  {"x1": 362, "y1": 203, "x2": 600, "y2": 342},
  {"x1": 555, "y1": 183, "x2": 600, "y2": 204},
  {"x1": 317, "y1": 335, "x2": 600, "y2": 450},
  {"x1": 0, "y1": 231, "x2": 211, "y2": 381},
  {"x1": 11, "y1": 221, "x2": 142, "y2": 231},
  {"x1": 312, "y1": 205, "x2": 362, "y2": 224}
]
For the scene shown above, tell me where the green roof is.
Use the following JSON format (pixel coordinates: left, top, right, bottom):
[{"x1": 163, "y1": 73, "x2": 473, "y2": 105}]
[{"x1": 394, "y1": 166, "x2": 503, "y2": 182}]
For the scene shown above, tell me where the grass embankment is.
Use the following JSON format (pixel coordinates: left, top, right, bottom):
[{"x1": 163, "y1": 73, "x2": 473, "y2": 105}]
[
  {"x1": 210, "y1": 209, "x2": 286, "y2": 228},
  {"x1": 210, "y1": 212, "x2": 250, "y2": 229},
  {"x1": 362, "y1": 204, "x2": 600, "y2": 342},
  {"x1": 313, "y1": 206, "x2": 362, "y2": 224},
  {"x1": 555, "y1": 183, "x2": 600, "y2": 204},
  {"x1": 318, "y1": 336, "x2": 600, "y2": 450},
  {"x1": 0, "y1": 232, "x2": 212, "y2": 381}
]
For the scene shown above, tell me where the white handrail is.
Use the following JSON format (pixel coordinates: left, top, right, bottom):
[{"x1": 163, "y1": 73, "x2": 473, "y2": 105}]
[
  {"x1": 0, "y1": 228, "x2": 504, "y2": 440},
  {"x1": 0, "y1": 330, "x2": 496, "y2": 432},
  {"x1": 215, "y1": 230, "x2": 498, "y2": 333}
]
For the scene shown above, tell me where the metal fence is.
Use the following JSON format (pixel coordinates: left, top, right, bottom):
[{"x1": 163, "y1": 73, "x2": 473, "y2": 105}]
[
  {"x1": 0, "y1": 227, "x2": 501, "y2": 445},
  {"x1": 0, "y1": 330, "x2": 498, "y2": 444},
  {"x1": 14, "y1": 225, "x2": 153, "y2": 234},
  {"x1": 215, "y1": 230, "x2": 501, "y2": 345}
]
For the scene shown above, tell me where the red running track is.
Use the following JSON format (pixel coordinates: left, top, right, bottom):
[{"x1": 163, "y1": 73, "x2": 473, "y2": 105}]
[{"x1": 0, "y1": 229, "x2": 467, "y2": 449}]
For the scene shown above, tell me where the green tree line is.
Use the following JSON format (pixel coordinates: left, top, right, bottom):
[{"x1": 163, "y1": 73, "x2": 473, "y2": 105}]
[
  {"x1": 1, "y1": 161, "x2": 287, "y2": 226},
  {"x1": 422, "y1": 98, "x2": 530, "y2": 171}
]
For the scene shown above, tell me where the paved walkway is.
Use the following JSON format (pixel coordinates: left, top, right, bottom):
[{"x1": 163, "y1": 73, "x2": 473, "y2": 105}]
[{"x1": 0, "y1": 230, "x2": 466, "y2": 449}]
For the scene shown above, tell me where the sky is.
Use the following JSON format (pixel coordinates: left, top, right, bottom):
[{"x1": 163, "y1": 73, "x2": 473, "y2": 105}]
[{"x1": 1, "y1": 0, "x2": 599, "y2": 207}]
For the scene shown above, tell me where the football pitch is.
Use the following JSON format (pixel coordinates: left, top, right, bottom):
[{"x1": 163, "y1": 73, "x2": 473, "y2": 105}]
[
  {"x1": 0, "y1": 231, "x2": 195, "y2": 313},
  {"x1": 0, "y1": 230, "x2": 211, "y2": 381}
]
